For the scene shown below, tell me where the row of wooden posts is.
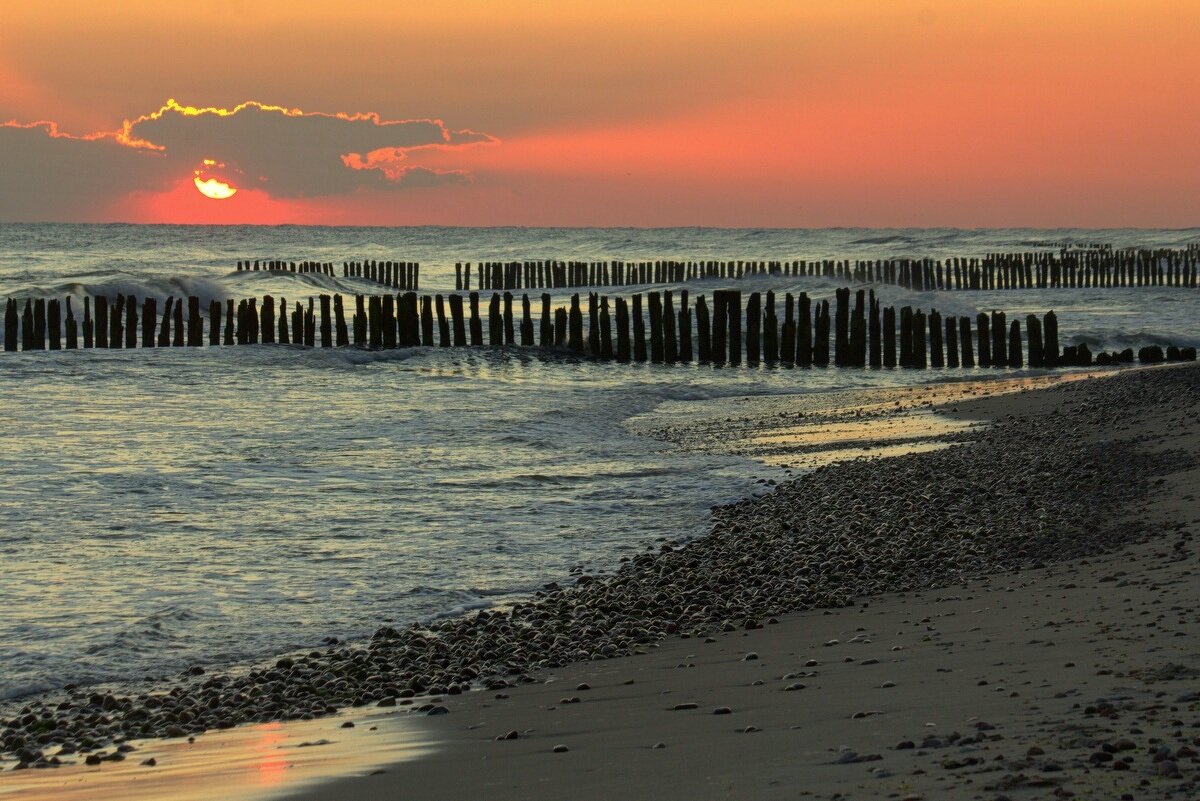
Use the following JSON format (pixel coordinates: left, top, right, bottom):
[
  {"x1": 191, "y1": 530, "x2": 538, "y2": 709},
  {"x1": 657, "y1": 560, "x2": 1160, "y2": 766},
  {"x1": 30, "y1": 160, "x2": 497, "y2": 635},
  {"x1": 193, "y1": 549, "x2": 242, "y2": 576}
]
[
  {"x1": 235, "y1": 260, "x2": 419, "y2": 290},
  {"x1": 5, "y1": 290, "x2": 1194, "y2": 368},
  {"x1": 453, "y1": 248, "x2": 1200, "y2": 292}
]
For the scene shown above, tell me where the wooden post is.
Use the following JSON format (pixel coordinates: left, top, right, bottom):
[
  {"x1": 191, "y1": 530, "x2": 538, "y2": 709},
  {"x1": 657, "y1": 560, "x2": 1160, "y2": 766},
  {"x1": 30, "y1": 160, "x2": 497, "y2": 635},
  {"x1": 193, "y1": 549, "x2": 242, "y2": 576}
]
[
  {"x1": 47, "y1": 299, "x2": 61, "y2": 350},
  {"x1": 568, "y1": 294, "x2": 584, "y2": 352},
  {"x1": 450, "y1": 294, "x2": 467, "y2": 346},
  {"x1": 124, "y1": 297, "x2": 137, "y2": 349},
  {"x1": 142, "y1": 297, "x2": 156, "y2": 349},
  {"x1": 850, "y1": 291, "x2": 866, "y2": 367},
  {"x1": 781, "y1": 294, "x2": 795, "y2": 365},
  {"x1": 208, "y1": 300, "x2": 220, "y2": 346},
  {"x1": 65, "y1": 298, "x2": 77, "y2": 349},
  {"x1": 84, "y1": 297, "x2": 94, "y2": 348},
  {"x1": 677, "y1": 290, "x2": 693, "y2": 362},
  {"x1": 899, "y1": 307, "x2": 913, "y2": 367},
  {"x1": 319, "y1": 295, "x2": 332, "y2": 347},
  {"x1": 976, "y1": 313, "x2": 991, "y2": 367},
  {"x1": 1008, "y1": 320, "x2": 1022, "y2": 368},
  {"x1": 797, "y1": 293, "x2": 812, "y2": 367},
  {"x1": 489, "y1": 293, "x2": 502, "y2": 346},
  {"x1": 945, "y1": 315, "x2": 958, "y2": 367},
  {"x1": 929, "y1": 310, "x2": 943, "y2": 368},
  {"x1": 599, "y1": 296, "x2": 613, "y2": 359},
  {"x1": 1025, "y1": 314, "x2": 1042, "y2": 367},
  {"x1": 813, "y1": 300, "x2": 829, "y2": 366},
  {"x1": 1043, "y1": 311, "x2": 1059, "y2": 368},
  {"x1": 3, "y1": 299, "x2": 16, "y2": 351},
  {"x1": 587, "y1": 292, "x2": 600, "y2": 356},
  {"x1": 883, "y1": 306, "x2": 896, "y2": 368},
  {"x1": 663, "y1": 291, "x2": 678, "y2": 362},
  {"x1": 539, "y1": 293, "x2": 552, "y2": 347},
  {"x1": 305, "y1": 300, "x2": 316, "y2": 346},
  {"x1": 262, "y1": 295, "x2": 276, "y2": 345},
  {"x1": 745, "y1": 292, "x2": 761, "y2": 366},
  {"x1": 95, "y1": 296, "x2": 109, "y2": 348},
  {"x1": 173, "y1": 296, "x2": 185, "y2": 346},
  {"x1": 711, "y1": 291, "x2": 727, "y2": 365},
  {"x1": 632, "y1": 294, "x2": 647, "y2": 361},
  {"x1": 501, "y1": 292, "x2": 516, "y2": 345},
  {"x1": 868, "y1": 292, "x2": 881, "y2": 367},
  {"x1": 913, "y1": 309, "x2": 927, "y2": 368},
  {"x1": 519, "y1": 294, "x2": 532, "y2": 347},
  {"x1": 369, "y1": 296, "x2": 383, "y2": 348},
  {"x1": 834, "y1": 287, "x2": 849, "y2": 366},
  {"x1": 188, "y1": 296, "x2": 203, "y2": 346},
  {"x1": 107, "y1": 296, "x2": 120, "y2": 349},
  {"x1": 616, "y1": 297, "x2": 631, "y2": 362},
  {"x1": 696, "y1": 294, "x2": 712, "y2": 363},
  {"x1": 335, "y1": 295, "x2": 349, "y2": 346},
  {"x1": 247, "y1": 298, "x2": 259, "y2": 345},
  {"x1": 353, "y1": 295, "x2": 366, "y2": 345},
  {"x1": 422, "y1": 295, "x2": 435, "y2": 346},
  {"x1": 763, "y1": 290, "x2": 777, "y2": 365},
  {"x1": 438, "y1": 295, "x2": 452, "y2": 346},
  {"x1": 728, "y1": 291, "x2": 742, "y2": 365},
  {"x1": 648, "y1": 292, "x2": 664, "y2": 363},
  {"x1": 470, "y1": 292, "x2": 483, "y2": 346},
  {"x1": 959, "y1": 316, "x2": 974, "y2": 367},
  {"x1": 990, "y1": 311, "x2": 1006, "y2": 367}
]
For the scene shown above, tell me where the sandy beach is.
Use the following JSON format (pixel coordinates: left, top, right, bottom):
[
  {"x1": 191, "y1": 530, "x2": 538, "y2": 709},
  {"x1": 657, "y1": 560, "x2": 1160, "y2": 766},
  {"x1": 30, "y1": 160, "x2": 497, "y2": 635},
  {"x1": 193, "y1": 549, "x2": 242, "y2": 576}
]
[
  {"x1": 4, "y1": 364, "x2": 1198, "y2": 801},
  {"x1": 282, "y1": 364, "x2": 1199, "y2": 801}
]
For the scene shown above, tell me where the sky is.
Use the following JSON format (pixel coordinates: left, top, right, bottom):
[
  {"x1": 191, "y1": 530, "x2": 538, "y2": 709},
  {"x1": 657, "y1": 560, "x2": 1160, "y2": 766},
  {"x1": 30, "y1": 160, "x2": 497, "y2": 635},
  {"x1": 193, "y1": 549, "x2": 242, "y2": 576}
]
[{"x1": 1, "y1": 1, "x2": 1198, "y2": 227}]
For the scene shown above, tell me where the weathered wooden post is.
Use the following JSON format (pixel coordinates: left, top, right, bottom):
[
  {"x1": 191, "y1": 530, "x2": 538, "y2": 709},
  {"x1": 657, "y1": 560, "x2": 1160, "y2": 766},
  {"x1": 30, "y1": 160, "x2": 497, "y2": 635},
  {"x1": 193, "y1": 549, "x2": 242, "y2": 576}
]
[
  {"x1": 883, "y1": 306, "x2": 896, "y2": 368},
  {"x1": 781, "y1": 294, "x2": 796, "y2": 365},
  {"x1": 208, "y1": 300, "x2": 220, "y2": 346},
  {"x1": 305, "y1": 300, "x2": 316, "y2": 346},
  {"x1": 797, "y1": 293, "x2": 812, "y2": 367},
  {"x1": 188, "y1": 296, "x2": 203, "y2": 346},
  {"x1": 124, "y1": 297, "x2": 137, "y2": 349},
  {"x1": 334, "y1": 295, "x2": 349, "y2": 346},
  {"x1": 868, "y1": 292, "x2": 881, "y2": 368},
  {"x1": 929, "y1": 309, "x2": 943, "y2": 368},
  {"x1": 763, "y1": 290, "x2": 777, "y2": 365},
  {"x1": 834, "y1": 287, "x2": 849, "y2": 366},
  {"x1": 65, "y1": 298, "x2": 77, "y2": 349},
  {"x1": 959, "y1": 316, "x2": 974, "y2": 367},
  {"x1": 711, "y1": 291, "x2": 727, "y2": 365},
  {"x1": 569, "y1": 294, "x2": 584, "y2": 353},
  {"x1": 648, "y1": 292, "x2": 664, "y2": 363},
  {"x1": 1008, "y1": 320, "x2": 1022, "y2": 368},
  {"x1": 899, "y1": 307, "x2": 913, "y2": 367},
  {"x1": 439, "y1": 295, "x2": 452, "y2": 346},
  {"x1": 678, "y1": 290, "x2": 693, "y2": 362},
  {"x1": 913, "y1": 309, "x2": 927, "y2": 368},
  {"x1": 728, "y1": 290, "x2": 742, "y2": 365},
  {"x1": 95, "y1": 296, "x2": 109, "y2": 348},
  {"x1": 587, "y1": 292, "x2": 600, "y2": 356},
  {"x1": 745, "y1": 292, "x2": 761, "y2": 366},
  {"x1": 945, "y1": 315, "x2": 958, "y2": 367},
  {"x1": 470, "y1": 292, "x2": 483, "y2": 346},
  {"x1": 488, "y1": 293, "x2": 503, "y2": 346},
  {"x1": 976, "y1": 313, "x2": 991, "y2": 367},
  {"x1": 538, "y1": 293, "x2": 552, "y2": 346},
  {"x1": 369, "y1": 296, "x2": 383, "y2": 348},
  {"x1": 850, "y1": 291, "x2": 866, "y2": 367},
  {"x1": 599, "y1": 296, "x2": 613, "y2": 359},
  {"x1": 47, "y1": 299, "x2": 61, "y2": 350},
  {"x1": 422, "y1": 295, "x2": 436, "y2": 346},
  {"x1": 696, "y1": 294, "x2": 712, "y2": 363},
  {"x1": 107, "y1": 296, "x2": 120, "y2": 349},
  {"x1": 246, "y1": 298, "x2": 259, "y2": 345},
  {"x1": 554, "y1": 307, "x2": 568, "y2": 346},
  {"x1": 813, "y1": 300, "x2": 830, "y2": 366},
  {"x1": 450, "y1": 294, "x2": 467, "y2": 346},
  {"x1": 663, "y1": 291, "x2": 678, "y2": 362},
  {"x1": 173, "y1": 296, "x2": 185, "y2": 346},
  {"x1": 1043, "y1": 311, "x2": 1059, "y2": 368},
  {"x1": 632, "y1": 294, "x2": 647, "y2": 361},
  {"x1": 616, "y1": 297, "x2": 631, "y2": 362},
  {"x1": 319, "y1": 295, "x2": 332, "y2": 347},
  {"x1": 83, "y1": 297, "x2": 94, "y2": 348},
  {"x1": 990, "y1": 311, "x2": 1006, "y2": 368},
  {"x1": 261, "y1": 295, "x2": 276, "y2": 345}
]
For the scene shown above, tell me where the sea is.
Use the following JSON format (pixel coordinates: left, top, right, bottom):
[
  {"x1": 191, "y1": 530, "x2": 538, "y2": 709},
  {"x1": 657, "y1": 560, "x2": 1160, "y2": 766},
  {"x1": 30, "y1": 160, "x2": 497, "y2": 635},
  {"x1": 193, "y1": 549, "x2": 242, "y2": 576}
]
[{"x1": 1, "y1": 225, "x2": 1197, "y2": 701}]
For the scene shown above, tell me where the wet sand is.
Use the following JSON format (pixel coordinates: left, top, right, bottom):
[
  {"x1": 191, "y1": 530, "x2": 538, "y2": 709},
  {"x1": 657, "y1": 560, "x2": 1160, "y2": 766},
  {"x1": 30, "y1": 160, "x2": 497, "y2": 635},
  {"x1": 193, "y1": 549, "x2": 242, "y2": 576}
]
[{"x1": 286, "y1": 364, "x2": 1199, "y2": 800}]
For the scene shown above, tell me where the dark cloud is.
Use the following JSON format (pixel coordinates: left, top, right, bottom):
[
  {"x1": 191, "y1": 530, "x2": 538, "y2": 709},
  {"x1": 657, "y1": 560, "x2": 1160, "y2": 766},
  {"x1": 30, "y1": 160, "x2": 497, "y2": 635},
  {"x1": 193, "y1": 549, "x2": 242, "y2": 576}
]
[{"x1": 0, "y1": 100, "x2": 498, "y2": 219}]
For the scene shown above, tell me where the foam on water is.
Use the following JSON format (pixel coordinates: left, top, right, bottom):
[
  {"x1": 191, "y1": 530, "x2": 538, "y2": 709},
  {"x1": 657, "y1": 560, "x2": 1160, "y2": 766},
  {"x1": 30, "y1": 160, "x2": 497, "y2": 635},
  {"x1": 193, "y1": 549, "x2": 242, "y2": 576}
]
[{"x1": 0, "y1": 225, "x2": 1197, "y2": 701}]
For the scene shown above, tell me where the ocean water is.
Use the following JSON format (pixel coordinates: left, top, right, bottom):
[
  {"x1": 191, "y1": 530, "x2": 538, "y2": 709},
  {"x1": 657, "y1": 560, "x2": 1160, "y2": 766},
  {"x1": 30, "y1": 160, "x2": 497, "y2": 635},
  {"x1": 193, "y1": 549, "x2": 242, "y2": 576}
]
[{"x1": 0, "y1": 225, "x2": 1197, "y2": 701}]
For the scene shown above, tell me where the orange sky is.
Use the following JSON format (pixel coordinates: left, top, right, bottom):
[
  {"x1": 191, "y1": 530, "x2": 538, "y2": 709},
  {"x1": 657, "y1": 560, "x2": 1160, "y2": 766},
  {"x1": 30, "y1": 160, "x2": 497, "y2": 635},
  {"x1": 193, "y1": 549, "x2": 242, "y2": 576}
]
[{"x1": 2, "y1": 1, "x2": 1198, "y2": 226}]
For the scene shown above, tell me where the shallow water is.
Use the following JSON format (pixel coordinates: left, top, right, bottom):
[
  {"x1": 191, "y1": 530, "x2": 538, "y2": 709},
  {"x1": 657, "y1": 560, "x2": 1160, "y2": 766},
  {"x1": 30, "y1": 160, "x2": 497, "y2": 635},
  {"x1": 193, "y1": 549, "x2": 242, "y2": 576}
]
[{"x1": 0, "y1": 225, "x2": 1196, "y2": 701}]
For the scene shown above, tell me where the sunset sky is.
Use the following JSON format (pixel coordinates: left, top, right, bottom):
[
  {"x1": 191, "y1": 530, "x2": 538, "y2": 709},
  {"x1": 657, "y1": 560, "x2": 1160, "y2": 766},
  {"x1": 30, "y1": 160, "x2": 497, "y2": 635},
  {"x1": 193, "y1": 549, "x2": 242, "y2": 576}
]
[{"x1": 2, "y1": 1, "x2": 1198, "y2": 227}]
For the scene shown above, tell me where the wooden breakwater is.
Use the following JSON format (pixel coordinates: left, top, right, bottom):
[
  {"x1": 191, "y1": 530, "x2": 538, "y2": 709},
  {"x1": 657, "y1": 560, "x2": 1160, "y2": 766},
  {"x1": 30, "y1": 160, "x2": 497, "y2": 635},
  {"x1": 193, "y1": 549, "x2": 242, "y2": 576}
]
[
  {"x1": 235, "y1": 260, "x2": 419, "y2": 290},
  {"x1": 455, "y1": 248, "x2": 1200, "y2": 291},
  {"x1": 4, "y1": 289, "x2": 1194, "y2": 368}
]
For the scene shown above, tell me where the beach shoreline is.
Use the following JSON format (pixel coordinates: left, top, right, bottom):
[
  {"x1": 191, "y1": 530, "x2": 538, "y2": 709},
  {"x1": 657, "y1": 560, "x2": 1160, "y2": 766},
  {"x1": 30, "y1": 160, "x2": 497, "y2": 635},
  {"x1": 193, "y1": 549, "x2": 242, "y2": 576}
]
[{"x1": 3, "y1": 363, "x2": 1197, "y2": 800}]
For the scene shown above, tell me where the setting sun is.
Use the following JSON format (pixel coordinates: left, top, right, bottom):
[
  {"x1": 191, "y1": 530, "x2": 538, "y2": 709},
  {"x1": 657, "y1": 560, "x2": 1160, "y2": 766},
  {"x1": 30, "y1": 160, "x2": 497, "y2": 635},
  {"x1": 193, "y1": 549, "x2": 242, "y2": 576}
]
[{"x1": 194, "y1": 176, "x2": 237, "y2": 200}]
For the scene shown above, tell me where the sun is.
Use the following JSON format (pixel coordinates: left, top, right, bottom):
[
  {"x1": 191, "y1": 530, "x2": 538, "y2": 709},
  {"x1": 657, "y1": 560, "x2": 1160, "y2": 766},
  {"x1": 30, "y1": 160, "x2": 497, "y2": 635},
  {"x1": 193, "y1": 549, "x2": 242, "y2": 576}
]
[
  {"x1": 194, "y1": 176, "x2": 237, "y2": 200},
  {"x1": 193, "y1": 159, "x2": 238, "y2": 199}
]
